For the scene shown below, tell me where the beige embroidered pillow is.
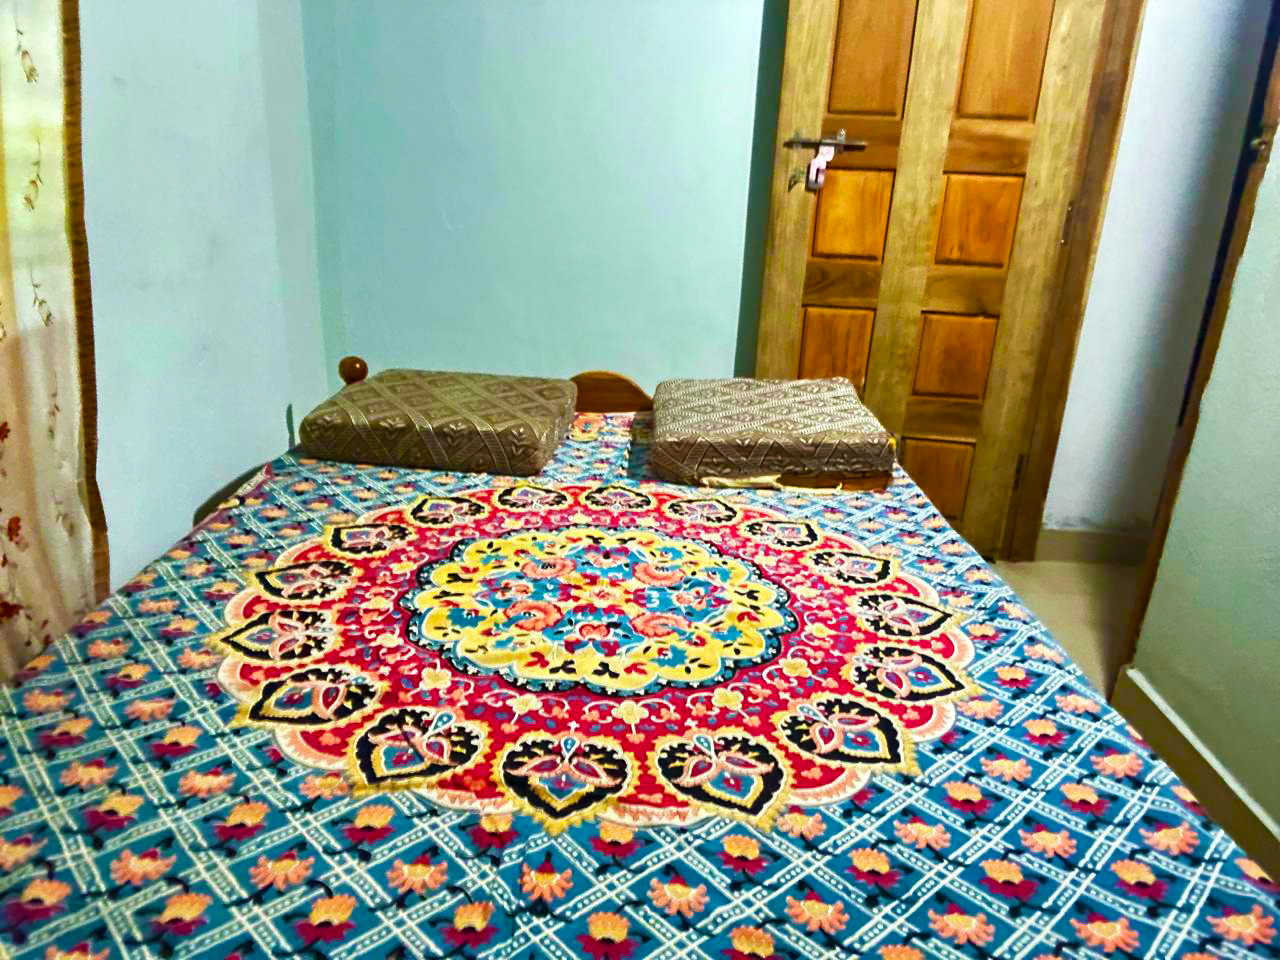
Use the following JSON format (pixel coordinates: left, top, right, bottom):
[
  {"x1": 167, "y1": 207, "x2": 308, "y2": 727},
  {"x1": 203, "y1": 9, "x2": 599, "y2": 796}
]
[
  {"x1": 651, "y1": 377, "x2": 894, "y2": 487},
  {"x1": 298, "y1": 370, "x2": 577, "y2": 475}
]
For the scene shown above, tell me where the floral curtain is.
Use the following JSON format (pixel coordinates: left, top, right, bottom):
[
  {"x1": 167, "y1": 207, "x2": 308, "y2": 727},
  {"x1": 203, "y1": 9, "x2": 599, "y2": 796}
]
[{"x1": 0, "y1": 0, "x2": 106, "y2": 678}]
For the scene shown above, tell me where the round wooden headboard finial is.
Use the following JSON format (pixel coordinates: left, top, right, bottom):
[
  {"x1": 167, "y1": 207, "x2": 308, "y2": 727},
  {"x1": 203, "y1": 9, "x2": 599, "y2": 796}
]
[{"x1": 338, "y1": 355, "x2": 368, "y2": 385}]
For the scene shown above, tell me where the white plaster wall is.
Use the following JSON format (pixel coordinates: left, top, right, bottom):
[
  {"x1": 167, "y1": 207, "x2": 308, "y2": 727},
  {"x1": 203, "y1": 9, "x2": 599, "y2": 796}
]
[
  {"x1": 1044, "y1": 0, "x2": 1270, "y2": 532},
  {"x1": 82, "y1": 0, "x2": 325, "y2": 586}
]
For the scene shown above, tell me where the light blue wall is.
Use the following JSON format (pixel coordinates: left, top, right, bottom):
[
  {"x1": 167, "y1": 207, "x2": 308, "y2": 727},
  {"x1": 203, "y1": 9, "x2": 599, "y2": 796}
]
[
  {"x1": 302, "y1": 0, "x2": 774, "y2": 392},
  {"x1": 1044, "y1": 0, "x2": 1269, "y2": 533},
  {"x1": 1132, "y1": 155, "x2": 1280, "y2": 827},
  {"x1": 83, "y1": 0, "x2": 326, "y2": 586}
]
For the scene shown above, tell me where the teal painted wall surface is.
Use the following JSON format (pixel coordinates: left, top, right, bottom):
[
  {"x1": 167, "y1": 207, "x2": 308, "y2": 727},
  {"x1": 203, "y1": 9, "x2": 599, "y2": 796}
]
[
  {"x1": 301, "y1": 0, "x2": 777, "y2": 391},
  {"x1": 84, "y1": 0, "x2": 326, "y2": 587},
  {"x1": 1134, "y1": 157, "x2": 1280, "y2": 822}
]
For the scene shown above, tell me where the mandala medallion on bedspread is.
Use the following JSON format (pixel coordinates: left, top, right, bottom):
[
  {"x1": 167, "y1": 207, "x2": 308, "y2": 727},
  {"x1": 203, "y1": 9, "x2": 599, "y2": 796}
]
[
  {"x1": 210, "y1": 483, "x2": 978, "y2": 833},
  {"x1": 404, "y1": 527, "x2": 793, "y2": 694}
]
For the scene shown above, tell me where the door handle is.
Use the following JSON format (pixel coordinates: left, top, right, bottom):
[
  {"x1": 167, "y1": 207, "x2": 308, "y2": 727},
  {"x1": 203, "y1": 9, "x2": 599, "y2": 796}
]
[{"x1": 784, "y1": 129, "x2": 867, "y2": 192}]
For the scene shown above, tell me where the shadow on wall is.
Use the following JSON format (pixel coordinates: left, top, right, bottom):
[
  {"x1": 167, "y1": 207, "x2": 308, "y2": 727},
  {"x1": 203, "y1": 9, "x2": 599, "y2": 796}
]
[{"x1": 734, "y1": 0, "x2": 788, "y2": 376}]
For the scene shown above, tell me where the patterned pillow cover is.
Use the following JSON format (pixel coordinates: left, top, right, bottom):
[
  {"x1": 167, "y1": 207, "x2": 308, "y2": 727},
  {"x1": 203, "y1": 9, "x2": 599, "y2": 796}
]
[
  {"x1": 651, "y1": 377, "x2": 896, "y2": 486},
  {"x1": 298, "y1": 369, "x2": 577, "y2": 475}
]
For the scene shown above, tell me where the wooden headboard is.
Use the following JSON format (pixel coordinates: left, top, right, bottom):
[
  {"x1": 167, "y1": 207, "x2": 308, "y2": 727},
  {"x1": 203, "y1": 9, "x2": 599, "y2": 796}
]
[{"x1": 338, "y1": 357, "x2": 653, "y2": 413}]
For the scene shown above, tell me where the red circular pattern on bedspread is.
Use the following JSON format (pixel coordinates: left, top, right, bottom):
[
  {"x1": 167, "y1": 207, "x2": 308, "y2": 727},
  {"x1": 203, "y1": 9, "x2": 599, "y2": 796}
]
[{"x1": 213, "y1": 483, "x2": 978, "y2": 832}]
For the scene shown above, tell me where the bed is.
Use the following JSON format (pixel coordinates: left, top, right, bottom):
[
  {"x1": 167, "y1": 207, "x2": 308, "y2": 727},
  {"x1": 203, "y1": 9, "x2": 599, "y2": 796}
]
[{"x1": 1, "y1": 392, "x2": 1275, "y2": 959}]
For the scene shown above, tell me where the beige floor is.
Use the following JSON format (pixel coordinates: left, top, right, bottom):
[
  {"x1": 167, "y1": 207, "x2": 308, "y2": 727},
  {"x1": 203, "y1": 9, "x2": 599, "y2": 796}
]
[{"x1": 994, "y1": 561, "x2": 1141, "y2": 693}]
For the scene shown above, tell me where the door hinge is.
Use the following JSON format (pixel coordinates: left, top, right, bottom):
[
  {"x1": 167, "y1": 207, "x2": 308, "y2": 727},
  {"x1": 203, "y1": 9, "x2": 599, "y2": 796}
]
[
  {"x1": 1012, "y1": 453, "x2": 1027, "y2": 491},
  {"x1": 1059, "y1": 201, "x2": 1075, "y2": 246}
]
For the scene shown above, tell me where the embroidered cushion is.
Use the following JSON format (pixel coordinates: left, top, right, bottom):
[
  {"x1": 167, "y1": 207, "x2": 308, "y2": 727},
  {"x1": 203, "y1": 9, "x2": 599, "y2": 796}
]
[
  {"x1": 298, "y1": 369, "x2": 577, "y2": 475},
  {"x1": 650, "y1": 377, "x2": 895, "y2": 486}
]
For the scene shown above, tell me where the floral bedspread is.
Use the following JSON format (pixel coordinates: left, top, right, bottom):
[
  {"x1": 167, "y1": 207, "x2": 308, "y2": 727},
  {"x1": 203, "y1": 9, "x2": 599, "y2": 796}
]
[{"x1": 1, "y1": 415, "x2": 1274, "y2": 959}]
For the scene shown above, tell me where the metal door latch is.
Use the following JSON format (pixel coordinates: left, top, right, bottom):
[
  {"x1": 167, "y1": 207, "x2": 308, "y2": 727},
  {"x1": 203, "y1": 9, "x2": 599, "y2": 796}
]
[{"x1": 785, "y1": 129, "x2": 867, "y2": 192}]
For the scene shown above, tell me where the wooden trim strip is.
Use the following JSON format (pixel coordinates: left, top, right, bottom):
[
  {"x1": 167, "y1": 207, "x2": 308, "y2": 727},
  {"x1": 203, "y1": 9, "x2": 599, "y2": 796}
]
[
  {"x1": 862, "y1": 0, "x2": 972, "y2": 436},
  {"x1": 803, "y1": 259, "x2": 882, "y2": 307},
  {"x1": 1005, "y1": 0, "x2": 1147, "y2": 560},
  {"x1": 1113, "y1": 669, "x2": 1280, "y2": 881},
  {"x1": 921, "y1": 264, "x2": 1007, "y2": 314},
  {"x1": 1034, "y1": 527, "x2": 1149, "y2": 564},
  {"x1": 944, "y1": 118, "x2": 1034, "y2": 174},
  {"x1": 61, "y1": 0, "x2": 109, "y2": 599},
  {"x1": 823, "y1": 115, "x2": 902, "y2": 170}
]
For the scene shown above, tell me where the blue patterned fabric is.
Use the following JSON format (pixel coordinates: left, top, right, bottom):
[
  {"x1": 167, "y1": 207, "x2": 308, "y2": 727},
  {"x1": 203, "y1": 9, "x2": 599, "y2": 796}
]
[{"x1": 1, "y1": 415, "x2": 1275, "y2": 960}]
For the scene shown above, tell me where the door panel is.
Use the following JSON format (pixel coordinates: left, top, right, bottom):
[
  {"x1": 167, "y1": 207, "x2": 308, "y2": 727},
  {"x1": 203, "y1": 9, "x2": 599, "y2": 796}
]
[
  {"x1": 956, "y1": 0, "x2": 1057, "y2": 121},
  {"x1": 756, "y1": 0, "x2": 1107, "y2": 556},
  {"x1": 799, "y1": 307, "x2": 874, "y2": 389},
  {"x1": 828, "y1": 0, "x2": 918, "y2": 116},
  {"x1": 913, "y1": 313, "x2": 998, "y2": 398},
  {"x1": 933, "y1": 174, "x2": 1023, "y2": 267},
  {"x1": 900, "y1": 438, "x2": 974, "y2": 519},
  {"x1": 812, "y1": 170, "x2": 895, "y2": 259}
]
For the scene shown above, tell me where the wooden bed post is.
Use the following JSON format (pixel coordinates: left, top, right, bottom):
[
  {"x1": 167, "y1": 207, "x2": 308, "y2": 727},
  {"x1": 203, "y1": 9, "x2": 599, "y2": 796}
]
[{"x1": 339, "y1": 356, "x2": 368, "y2": 385}]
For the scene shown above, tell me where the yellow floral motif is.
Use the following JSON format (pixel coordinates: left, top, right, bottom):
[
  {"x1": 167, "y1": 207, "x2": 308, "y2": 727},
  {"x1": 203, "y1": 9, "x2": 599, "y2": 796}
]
[
  {"x1": 711, "y1": 689, "x2": 744, "y2": 710},
  {"x1": 779, "y1": 657, "x2": 811, "y2": 677},
  {"x1": 611, "y1": 700, "x2": 649, "y2": 725},
  {"x1": 97, "y1": 793, "x2": 144, "y2": 818},
  {"x1": 388, "y1": 857, "x2": 448, "y2": 894},
  {"x1": 509, "y1": 694, "x2": 541, "y2": 715},
  {"x1": 598, "y1": 821, "x2": 634, "y2": 845},
  {"x1": 479, "y1": 813, "x2": 513, "y2": 833},
  {"x1": 1237, "y1": 857, "x2": 1275, "y2": 884},
  {"x1": 520, "y1": 862, "x2": 572, "y2": 902},
  {"x1": 728, "y1": 926, "x2": 775, "y2": 957},
  {"x1": 980, "y1": 859, "x2": 1023, "y2": 884},
  {"x1": 354, "y1": 804, "x2": 395, "y2": 830},
  {"x1": 157, "y1": 893, "x2": 212, "y2": 925},
  {"x1": 1142, "y1": 821, "x2": 1198, "y2": 855},
  {"x1": 0, "y1": 836, "x2": 43, "y2": 871},
  {"x1": 250, "y1": 853, "x2": 313, "y2": 891},
  {"x1": 21, "y1": 878, "x2": 71, "y2": 911},
  {"x1": 452, "y1": 901, "x2": 495, "y2": 931},
  {"x1": 408, "y1": 528, "x2": 790, "y2": 694},
  {"x1": 586, "y1": 912, "x2": 629, "y2": 942},
  {"x1": 1208, "y1": 904, "x2": 1275, "y2": 946},
  {"x1": 879, "y1": 948, "x2": 924, "y2": 960},
  {"x1": 309, "y1": 895, "x2": 357, "y2": 926},
  {"x1": 23, "y1": 689, "x2": 70, "y2": 712},
  {"x1": 777, "y1": 810, "x2": 825, "y2": 840},
  {"x1": 648, "y1": 876, "x2": 709, "y2": 917},
  {"x1": 722, "y1": 835, "x2": 761, "y2": 860},
  {"x1": 418, "y1": 668, "x2": 453, "y2": 690},
  {"x1": 930, "y1": 908, "x2": 995, "y2": 947},
  {"x1": 110, "y1": 849, "x2": 175, "y2": 886},
  {"x1": 59, "y1": 760, "x2": 116, "y2": 789},
  {"x1": 786, "y1": 894, "x2": 848, "y2": 934},
  {"x1": 1071, "y1": 915, "x2": 1139, "y2": 953},
  {"x1": 45, "y1": 945, "x2": 109, "y2": 960},
  {"x1": 850, "y1": 849, "x2": 891, "y2": 873},
  {"x1": 895, "y1": 818, "x2": 950, "y2": 851},
  {"x1": 1111, "y1": 859, "x2": 1156, "y2": 886},
  {"x1": 225, "y1": 801, "x2": 269, "y2": 826}
]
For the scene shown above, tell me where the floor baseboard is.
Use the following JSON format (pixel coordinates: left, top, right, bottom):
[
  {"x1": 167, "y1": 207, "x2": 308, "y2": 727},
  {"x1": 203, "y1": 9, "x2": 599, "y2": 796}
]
[
  {"x1": 1036, "y1": 527, "x2": 1149, "y2": 564},
  {"x1": 1113, "y1": 668, "x2": 1280, "y2": 881}
]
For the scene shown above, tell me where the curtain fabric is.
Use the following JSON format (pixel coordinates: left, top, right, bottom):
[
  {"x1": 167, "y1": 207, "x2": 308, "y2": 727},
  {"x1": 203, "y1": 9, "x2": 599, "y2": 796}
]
[{"x1": 0, "y1": 0, "x2": 105, "y2": 678}]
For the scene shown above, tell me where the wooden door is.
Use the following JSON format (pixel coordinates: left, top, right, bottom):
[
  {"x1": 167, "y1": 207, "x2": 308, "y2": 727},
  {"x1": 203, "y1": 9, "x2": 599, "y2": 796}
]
[{"x1": 755, "y1": 0, "x2": 1108, "y2": 556}]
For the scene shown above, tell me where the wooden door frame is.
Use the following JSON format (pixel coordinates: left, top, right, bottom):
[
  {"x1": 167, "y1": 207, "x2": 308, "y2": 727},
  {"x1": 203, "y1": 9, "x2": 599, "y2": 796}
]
[
  {"x1": 1004, "y1": 0, "x2": 1146, "y2": 559},
  {"x1": 754, "y1": 0, "x2": 1148, "y2": 559}
]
